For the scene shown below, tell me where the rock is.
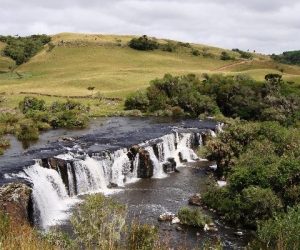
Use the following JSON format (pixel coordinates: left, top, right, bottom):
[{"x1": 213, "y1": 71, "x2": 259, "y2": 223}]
[
  {"x1": 204, "y1": 223, "x2": 218, "y2": 232},
  {"x1": 58, "y1": 136, "x2": 75, "y2": 142},
  {"x1": 234, "y1": 231, "x2": 244, "y2": 236},
  {"x1": 176, "y1": 226, "x2": 183, "y2": 231},
  {"x1": 163, "y1": 158, "x2": 177, "y2": 173},
  {"x1": 196, "y1": 232, "x2": 201, "y2": 236},
  {"x1": 158, "y1": 212, "x2": 175, "y2": 222},
  {"x1": 179, "y1": 152, "x2": 188, "y2": 163},
  {"x1": 188, "y1": 193, "x2": 202, "y2": 206},
  {"x1": 138, "y1": 149, "x2": 154, "y2": 178},
  {"x1": 171, "y1": 217, "x2": 180, "y2": 224},
  {"x1": 108, "y1": 182, "x2": 118, "y2": 188},
  {"x1": 204, "y1": 224, "x2": 210, "y2": 231},
  {"x1": 217, "y1": 181, "x2": 227, "y2": 187},
  {"x1": 0, "y1": 183, "x2": 33, "y2": 224}
]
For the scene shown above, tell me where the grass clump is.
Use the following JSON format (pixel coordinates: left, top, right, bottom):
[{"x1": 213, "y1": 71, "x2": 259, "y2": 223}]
[
  {"x1": 178, "y1": 207, "x2": 211, "y2": 227},
  {"x1": 127, "y1": 221, "x2": 158, "y2": 250}
]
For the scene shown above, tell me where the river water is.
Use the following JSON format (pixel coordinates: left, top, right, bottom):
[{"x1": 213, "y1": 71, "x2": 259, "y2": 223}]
[{"x1": 0, "y1": 117, "x2": 251, "y2": 249}]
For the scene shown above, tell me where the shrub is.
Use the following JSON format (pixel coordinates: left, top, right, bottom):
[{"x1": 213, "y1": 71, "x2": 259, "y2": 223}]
[
  {"x1": 1, "y1": 35, "x2": 51, "y2": 65},
  {"x1": 220, "y1": 51, "x2": 233, "y2": 60},
  {"x1": 257, "y1": 205, "x2": 300, "y2": 249},
  {"x1": 129, "y1": 35, "x2": 159, "y2": 51},
  {"x1": 125, "y1": 91, "x2": 149, "y2": 112},
  {"x1": 16, "y1": 119, "x2": 39, "y2": 141},
  {"x1": 19, "y1": 96, "x2": 46, "y2": 114},
  {"x1": 160, "y1": 42, "x2": 176, "y2": 52},
  {"x1": 191, "y1": 49, "x2": 200, "y2": 56},
  {"x1": 71, "y1": 194, "x2": 126, "y2": 249},
  {"x1": 178, "y1": 207, "x2": 211, "y2": 227},
  {"x1": 127, "y1": 221, "x2": 158, "y2": 250}
]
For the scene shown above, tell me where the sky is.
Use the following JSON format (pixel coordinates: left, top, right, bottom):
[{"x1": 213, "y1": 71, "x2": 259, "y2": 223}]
[{"x1": 0, "y1": 0, "x2": 299, "y2": 54}]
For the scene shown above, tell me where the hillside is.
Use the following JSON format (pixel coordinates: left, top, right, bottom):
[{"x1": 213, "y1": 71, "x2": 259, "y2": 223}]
[{"x1": 0, "y1": 32, "x2": 300, "y2": 115}]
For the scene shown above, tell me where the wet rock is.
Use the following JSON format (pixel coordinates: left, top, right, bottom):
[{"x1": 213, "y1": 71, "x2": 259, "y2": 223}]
[
  {"x1": 204, "y1": 223, "x2": 218, "y2": 232},
  {"x1": 176, "y1": 226, "x2": 183, "y2": 231},
  {"x1": 158, "y1": 212, "x2": 175, "y2": 222},
  {"x1": 234, "y1": 231, "x2": 244, "y2": 236},
  {"x1": 179, "y1": 152, "x2": 188, "y2": 163},
  {"x1": 0, "y1": 183, "x2": 33, "y2": 224},
  {"x1": 129, "y1": 145, "x2": 140, "y2": 156},
  {"x1": 138, "y1": 149, "x2": 153, "y2": 178},
  {"x1": 163, "y1": 158, "x2": 177, "y2": 173},
  {"x1": 108, "y1": 182, "x2": 118, "y2": 188},
  {"x1": 171, "y1": 217, "x2": 180, "y2": 224},
  {"x1": 188, "y1": 193, "x2": 202, "y2": 206},
  {"x1": 58, "y1": 136, "x2": 75, "y2": 142}
]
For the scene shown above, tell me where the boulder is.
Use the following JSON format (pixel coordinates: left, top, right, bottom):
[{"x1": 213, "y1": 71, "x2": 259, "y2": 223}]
[
  {"x1": 163, "y1": 157, "x2": 177, "y2": 173},
  {"x1": 0, "y1": 182, "x2": 33, "y2": 224},
  {"x1": 158, "y1": 212, "x2": 175, "y2": 222},
  {"x1": 188, "y1": 193, "x2": 202, "y2": 206},
  {"x1": 138, "y1": 149, "x2": 153, "y2": 178}
]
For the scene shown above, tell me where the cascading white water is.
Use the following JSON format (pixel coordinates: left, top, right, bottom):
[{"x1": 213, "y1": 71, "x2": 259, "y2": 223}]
[
  {"x1": 176, "y1": 133, "x2": 199, "y2": 163},
  {"x1": 5, "y1": 130, "x2": 205, "y2": 230},
  {"x1": 111, "y1": 149, "x2": 131, "y2": 187},
  {"x1": 125, "y1": 153, "x2": 140, "y2": 183},
  {"x1": 157, "y1": 134, "x2": 176, "y2": 162},
  {"x1": 22, "y1": 162, "x2": 76, "y2": 229},
  {"x1": 73, "y1": 156, "x2": 108, "y2": 194},
  {"x1": 67, "y1": 163, "x2": 75, "y2": 196},
  {"x1": 145, "y1": 146, "x2": 167, "y2": 178}
]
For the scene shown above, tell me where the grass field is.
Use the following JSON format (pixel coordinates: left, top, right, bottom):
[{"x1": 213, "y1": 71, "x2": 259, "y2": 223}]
[{"x1": 0, "y1": 32, "x2": 300, "y2": 116}]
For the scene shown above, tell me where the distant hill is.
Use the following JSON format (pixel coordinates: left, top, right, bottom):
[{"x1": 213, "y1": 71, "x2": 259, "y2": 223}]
[
  {"x1": 0, "y1": 32, "x2": 300, "y2": 115},
  {"x1": 271, "y1": 50, "x2": 300, "y2": 66}
]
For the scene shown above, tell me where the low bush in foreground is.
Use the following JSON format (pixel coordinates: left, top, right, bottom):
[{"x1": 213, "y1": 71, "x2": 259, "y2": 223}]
[{"x1": 178, "y1": 207, "x2": 211, "y2": 227}]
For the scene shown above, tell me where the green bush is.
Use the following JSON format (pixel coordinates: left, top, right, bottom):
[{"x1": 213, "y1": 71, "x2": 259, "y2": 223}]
[
  {"x1": 160, "y1": 42, "x2": 176, "y2": 52},
  {"x1": 220, "y1": 51, "x2": 233, "y2": 60},
  {"x1": 0, "y1": 35, "x2": 51, "y2": 65},
  {"x1": 191, "y1": 49, "x2": 200, "y2": 56},
  {"x1": 178, "y1": 207, "x2": 211, "y2": 227},
  {"x1": 19, "y1": 97, "x2": 46, "y2": 114},
  {"x1": 128, "y1": 35, "x2": 159, "y2": 51},
  {"x1": 16, "y1": 119, "x2": 39, "y2": 141},
  {"x1": 71, "y1": 194, "x2": 126, "y2": 249},
  {"x1": 125, "y1": 91, "x2": 149, "y2": 112},
  {"x1": 127, "y1": 222, "x2": 158, "y2": 250},
  {"x1": 256, "y1": 205, "x2": 300, "y2": 249}
]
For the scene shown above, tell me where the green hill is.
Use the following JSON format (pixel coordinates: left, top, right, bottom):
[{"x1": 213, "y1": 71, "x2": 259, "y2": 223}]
[{"x1": 0, "y1": 32, "x2": 300, "y2": 115}]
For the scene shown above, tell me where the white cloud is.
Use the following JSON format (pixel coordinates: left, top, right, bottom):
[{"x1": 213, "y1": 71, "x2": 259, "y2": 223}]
[{"x1": 0, "y1": 0, "x2": 299, "y2": 53}]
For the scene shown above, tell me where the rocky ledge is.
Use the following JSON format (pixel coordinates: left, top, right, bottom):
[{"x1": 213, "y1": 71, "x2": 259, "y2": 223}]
[{"x1": 0, "y1": 182, "x2": 33, "y2": 224}]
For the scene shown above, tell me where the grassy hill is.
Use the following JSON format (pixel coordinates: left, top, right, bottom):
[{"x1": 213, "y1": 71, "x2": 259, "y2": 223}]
[{"x1": 0, "y1": 32, "x2": 300, "y2": 116}]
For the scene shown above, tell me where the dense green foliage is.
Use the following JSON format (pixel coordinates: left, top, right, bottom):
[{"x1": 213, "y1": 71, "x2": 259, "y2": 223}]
[
  {"x1": 202, "y1": 121, "x2": 300, "y2": 229},
  {"x1": 19, "y1": 97, "x2": 89, "y2": 129},
  {"x1": 256, "y1": 205, "x2": 300, "y2": 249},
  {"x1": 271, "y1": 50, "x2": 300, "y2": 65},
  {"x1": 178, "y1": 207, "x2": 211, "y2": 227},
  {"x1": 125, "y1": 73, "x2": 300, "y2": 123},
  {"x1": 0, "y1": 35, "x2": 51, "y2": 65},
  {"x1": 128, "y1": 35, "x2": 159, "y2": 51},
  {"x1": 125, "y1": 74, "x2": 220, "y2": 117}
]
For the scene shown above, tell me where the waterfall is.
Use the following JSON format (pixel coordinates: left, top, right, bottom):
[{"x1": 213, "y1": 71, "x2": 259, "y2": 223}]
[
  {"x1": 176, "y1": 133, "x2": 198, "y2": 163},
  {"x1": 67, "y1": 163, "x2": 75, "y2": 196},
  {"x1": 5, "y1": 129, "x2": 206, "y2": 230},
  {"x1": 73, "y1": 156, "x2": 108, "y2": 194},
  {"x1": 145, "y1": 146, "x2": 167, "y2": 178},
  {"x1": 22, "y1": 162, "x2": 76, "y2": 229}
]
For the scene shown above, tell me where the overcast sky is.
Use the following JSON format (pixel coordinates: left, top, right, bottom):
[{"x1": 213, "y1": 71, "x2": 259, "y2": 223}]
[{"x1": 1, "y1": 0, "x2": 299, "y2": 54}]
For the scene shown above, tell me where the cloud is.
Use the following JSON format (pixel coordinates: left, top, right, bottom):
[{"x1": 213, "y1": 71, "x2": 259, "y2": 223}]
[{"x1": 0, "y1": 0, "x2": 299, "y2": 53}]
